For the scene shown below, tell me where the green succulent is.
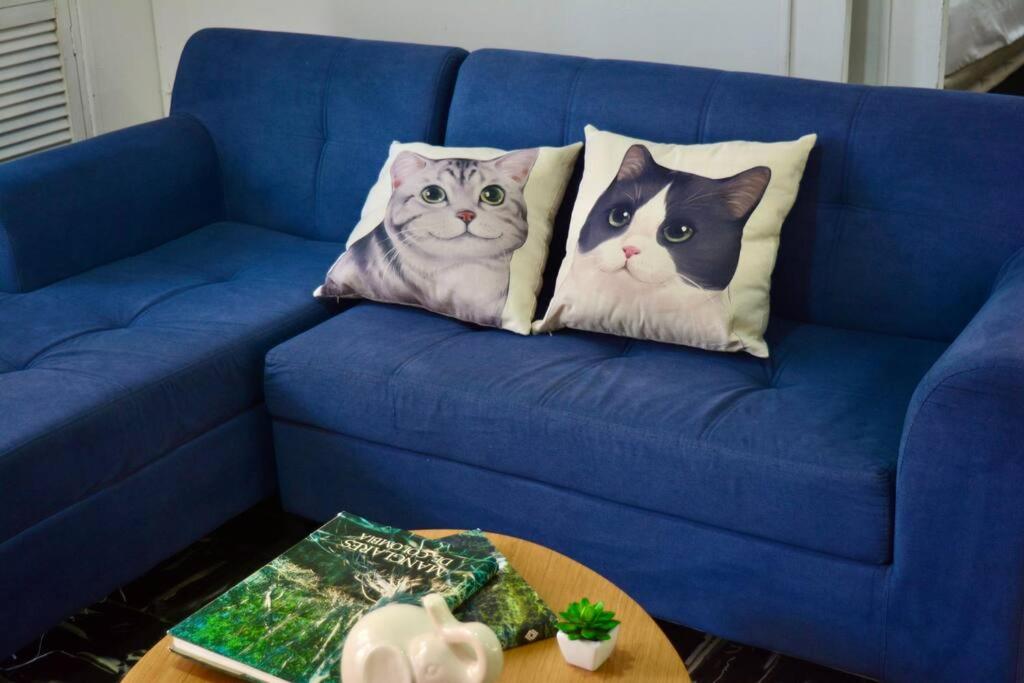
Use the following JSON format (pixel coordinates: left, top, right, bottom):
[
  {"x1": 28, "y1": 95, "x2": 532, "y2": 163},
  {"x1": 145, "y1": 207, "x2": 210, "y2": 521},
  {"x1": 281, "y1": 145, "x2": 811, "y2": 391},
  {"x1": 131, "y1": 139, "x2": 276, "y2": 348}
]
[{"x1": 555, "y1": 597, "x2": 620, "y2": 641}]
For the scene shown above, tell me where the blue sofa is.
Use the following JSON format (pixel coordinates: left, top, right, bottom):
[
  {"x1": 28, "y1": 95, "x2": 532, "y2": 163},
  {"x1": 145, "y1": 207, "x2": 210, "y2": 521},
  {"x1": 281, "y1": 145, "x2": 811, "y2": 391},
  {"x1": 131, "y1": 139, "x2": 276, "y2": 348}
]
[{"x1": 3, "y1": 28, "x2": 1023, "y2": 683}]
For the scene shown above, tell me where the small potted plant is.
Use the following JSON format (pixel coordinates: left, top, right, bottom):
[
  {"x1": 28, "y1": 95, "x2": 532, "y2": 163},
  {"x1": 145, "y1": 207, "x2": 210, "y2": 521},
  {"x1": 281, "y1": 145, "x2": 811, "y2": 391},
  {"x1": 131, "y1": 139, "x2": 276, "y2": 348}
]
[{"x1": 555, "y1": 598, "x2": 621, "y2": 671}]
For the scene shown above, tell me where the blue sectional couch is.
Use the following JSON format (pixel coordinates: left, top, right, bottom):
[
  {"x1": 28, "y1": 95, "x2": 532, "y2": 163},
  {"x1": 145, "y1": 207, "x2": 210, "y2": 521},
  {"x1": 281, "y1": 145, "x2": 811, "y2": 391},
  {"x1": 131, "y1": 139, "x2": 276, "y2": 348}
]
[{"x1": 3, "y1": 28, "x2": 1023, "y2": 683}]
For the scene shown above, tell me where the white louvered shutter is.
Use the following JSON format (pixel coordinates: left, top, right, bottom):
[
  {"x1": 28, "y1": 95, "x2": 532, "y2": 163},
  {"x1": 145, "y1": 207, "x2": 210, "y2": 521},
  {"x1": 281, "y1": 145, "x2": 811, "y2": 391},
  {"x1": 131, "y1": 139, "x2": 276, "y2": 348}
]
[{"x1": 0, "y1": 0, "x2": 79, "y2": 162}]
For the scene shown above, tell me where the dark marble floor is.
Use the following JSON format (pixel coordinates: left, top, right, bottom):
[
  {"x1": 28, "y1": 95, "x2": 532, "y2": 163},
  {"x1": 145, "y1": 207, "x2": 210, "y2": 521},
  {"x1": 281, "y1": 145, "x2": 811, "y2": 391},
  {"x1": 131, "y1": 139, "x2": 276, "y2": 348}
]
[{"x1": 0, "y1": 501, "x2": 871, "y2": 683}]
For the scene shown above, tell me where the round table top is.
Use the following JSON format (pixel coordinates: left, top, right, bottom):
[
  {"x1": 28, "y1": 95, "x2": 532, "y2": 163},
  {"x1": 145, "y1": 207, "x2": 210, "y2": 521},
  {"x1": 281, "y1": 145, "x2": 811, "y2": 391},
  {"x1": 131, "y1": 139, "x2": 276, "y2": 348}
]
[{"x1": 124, "y1": 529, "x2": 690, "y2": 682}]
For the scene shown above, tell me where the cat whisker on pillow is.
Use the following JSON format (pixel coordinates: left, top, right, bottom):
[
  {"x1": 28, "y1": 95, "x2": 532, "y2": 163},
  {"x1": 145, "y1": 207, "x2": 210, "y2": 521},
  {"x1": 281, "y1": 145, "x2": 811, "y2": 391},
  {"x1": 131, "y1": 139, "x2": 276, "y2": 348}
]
[
  {"x1": 378, "y1": 242, "x2": 411, "y2": 277},
  {"x1": 392, "y1": 230, "x2": 441, "y2": 256},
  {"x1": 377, "y1": 239, "x2": 403, "y2": 264},
  {"x1": 676, "y1": 271, "x2": 707, "y2": 292}
]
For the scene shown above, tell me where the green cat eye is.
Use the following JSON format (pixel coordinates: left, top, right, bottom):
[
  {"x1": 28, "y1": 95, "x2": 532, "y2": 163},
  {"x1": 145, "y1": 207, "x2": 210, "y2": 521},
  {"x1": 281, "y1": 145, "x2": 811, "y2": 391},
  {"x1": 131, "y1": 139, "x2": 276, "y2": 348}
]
[
  {"x1": 479, "y1": 185, "x2": 505, "y2": 205},
  {"x1": 663, "y1": 225, "x2": 694, "y2": 243},
  {"x1": 608, "y1": 207, "x2": 632, "y2": 228},
  {"x1": 420, "y1": 185, "x2": 447, "y2": 203}
]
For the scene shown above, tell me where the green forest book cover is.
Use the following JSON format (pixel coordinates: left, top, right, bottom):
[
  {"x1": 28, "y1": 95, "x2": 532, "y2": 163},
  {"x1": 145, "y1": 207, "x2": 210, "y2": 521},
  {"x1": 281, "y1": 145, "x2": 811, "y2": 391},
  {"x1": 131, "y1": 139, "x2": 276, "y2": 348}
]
[
  {"x1": 169, "y1": 512, "x2": 499, "y2": 683},
  {"x1": 444, "y1": 532, "x2": 559, "y2": 649}
]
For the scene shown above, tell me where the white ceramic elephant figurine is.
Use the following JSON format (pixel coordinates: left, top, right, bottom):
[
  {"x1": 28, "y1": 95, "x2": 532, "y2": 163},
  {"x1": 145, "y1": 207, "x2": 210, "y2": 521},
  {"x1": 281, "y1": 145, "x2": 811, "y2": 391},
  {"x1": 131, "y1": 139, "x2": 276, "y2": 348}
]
[{"x1": 340, "y1": 593, "x2": 503, "y2": 683}]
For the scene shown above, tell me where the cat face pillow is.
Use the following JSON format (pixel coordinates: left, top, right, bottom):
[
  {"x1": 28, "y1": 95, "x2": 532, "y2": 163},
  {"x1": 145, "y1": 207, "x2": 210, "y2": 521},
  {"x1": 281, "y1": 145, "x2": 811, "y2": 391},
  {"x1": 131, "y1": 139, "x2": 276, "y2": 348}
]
[
  {"x1": 536, "y1": 126, "x2": 815, "y2": 356},
  {"x1": 317, "y1": 141, "x2": 581, "y2": 333}
]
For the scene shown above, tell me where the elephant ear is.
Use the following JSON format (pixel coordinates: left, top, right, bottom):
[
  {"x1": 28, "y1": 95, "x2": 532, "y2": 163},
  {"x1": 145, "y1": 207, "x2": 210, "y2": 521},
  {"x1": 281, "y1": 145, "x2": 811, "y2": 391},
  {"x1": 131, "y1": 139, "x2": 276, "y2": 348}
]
[{"x1": 361, "y1": 644, "x2": 413, "y2": 683}]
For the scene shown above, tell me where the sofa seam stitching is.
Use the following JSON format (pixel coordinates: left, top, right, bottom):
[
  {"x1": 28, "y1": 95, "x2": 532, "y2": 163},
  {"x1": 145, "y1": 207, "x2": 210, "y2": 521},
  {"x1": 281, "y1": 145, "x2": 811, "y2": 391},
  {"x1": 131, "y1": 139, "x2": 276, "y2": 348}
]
[
  {"x1": 878, "y1": 563, "x2": 893, "y2": 679},
  {"x1": 888, "y1": 364, "x2": 1024, "y2": 680},
  {"x1": 561, "y1": 61, "x2": 588, "y2": 146},
  {"x1": 898, "y1": 362, "x2": 1024, "y2": 481},
  {"x1": 426, "y1": 50, "x2": 461, "y2": 142},
  {"x1": 532, "y1": 338, "x2": 632, "y2": 405},
  {"x1": 174, "y1": 111, "x2": 228, "y2": 221},
  {"x1": 1016, "y1": 570, "x2": 1024, "y2": 683},
  {"x1": 386, "y1": 328, "x2": 478, "y2": 428},
  {"x1": 0, "y1": 217, "x2": 23, "y2": 293},
  {"x1": 994, "y1": 245, "x2": 1024, "y2": 291},
  {"x1": 821, "y1": 89, "x2": 869, "y2": 319},
  {"x1": 0, "y1": 304, "x2": 324, "y2": 460},
  {"x1": 122, "y1": 280, "x2": 223, "y2": 328},
  {"x1": 19, "y1": 365, "x2": 131, "y2": 393},
  {"x1": 15, "y1": 258, "x2": 334, "y2": 372},
  {"x1": 838, "y1": 90, "x2": 869, "y2": 205},
  {"x1": 535, "y1": 356, "x2": 617, "y2": 407},
  {"x1": 0, "y1": 349, "x2": 19, "y2": 370},
  {"x1": 17, "y1": 232, "x2": 332, "y2": 370},
  {"x1": 388, "y1": 329, "x2": 478, "y2": 381},
  {"x1": 276, "y1": 416, "x2": 890, "y2": 566},
  {"x1": 270, "y1": 356, "x2": 897, "y2": 482},
  {"x1": 312, "y1": 41, "x2": 350, "y2": 238},
  {"x1": 0, "y1": 403, "x2": 266, "y2": 551},
  {"x1": 182, "y1": 123, "x2": 325, "y2": 141},
  {"x1": 21, "y1": 325, "x2": 128, "y2": 370},
  {"x1": 697, "y1": 385, "x2": 770, "y2": 442},
  {"x1": 274, "y1": 364, "x2": 893, "y2": 559},
  {"x1": 696, "y1": 71, "x2": 726, "y2": 143}
]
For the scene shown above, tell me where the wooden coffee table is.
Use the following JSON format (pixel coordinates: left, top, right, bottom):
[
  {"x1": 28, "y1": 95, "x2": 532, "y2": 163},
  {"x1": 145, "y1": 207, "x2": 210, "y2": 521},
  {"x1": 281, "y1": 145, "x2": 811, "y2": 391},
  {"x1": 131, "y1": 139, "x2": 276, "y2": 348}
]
[{"x1": 124, "y1": 530, "x2": 690, "y2": 682}]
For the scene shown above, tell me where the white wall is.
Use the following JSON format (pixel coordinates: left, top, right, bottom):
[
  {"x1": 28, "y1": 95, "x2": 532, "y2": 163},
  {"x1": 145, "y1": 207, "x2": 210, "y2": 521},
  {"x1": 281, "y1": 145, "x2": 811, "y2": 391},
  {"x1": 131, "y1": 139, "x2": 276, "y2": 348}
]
[
  {"x1": 150, "y1": 0, "x2": 854, "y2": 112},
  {"x1": 886, "y1": 0, "x2": 948, "y2": 87},
  {"x1": 848, "y1": 0, "x2": 949, "y2": 87},
  {"x1": 790, "y1": 0, "x2": 853, "y2": 82},
  {"x1": 69, "y1": 0, "x2": 163, "y2": 135},
  {"x1": 66, "y1": 0, "x2": 951, "y2": 137}
]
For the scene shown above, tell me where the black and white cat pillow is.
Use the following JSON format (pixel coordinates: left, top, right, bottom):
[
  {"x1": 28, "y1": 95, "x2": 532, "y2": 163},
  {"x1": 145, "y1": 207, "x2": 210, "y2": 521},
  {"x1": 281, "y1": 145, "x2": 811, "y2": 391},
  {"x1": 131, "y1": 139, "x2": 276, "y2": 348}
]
[
  {"x1": 317, "y1": 141, "x2": 581, "y2": 333},
  {"x1": 536, "y1": 125, "x2": 815, "y2": 357}
]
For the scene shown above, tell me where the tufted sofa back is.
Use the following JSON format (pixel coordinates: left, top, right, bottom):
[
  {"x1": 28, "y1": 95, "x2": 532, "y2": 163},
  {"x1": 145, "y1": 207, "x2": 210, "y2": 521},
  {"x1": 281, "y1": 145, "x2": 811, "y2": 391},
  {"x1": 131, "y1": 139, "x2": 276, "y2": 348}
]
[
  {"x1": 171, "y1": 29, "x2": 466, "y2": 243},
  {"x1": 445, "y1": 50, "x2": 1024, "y2": 341}
]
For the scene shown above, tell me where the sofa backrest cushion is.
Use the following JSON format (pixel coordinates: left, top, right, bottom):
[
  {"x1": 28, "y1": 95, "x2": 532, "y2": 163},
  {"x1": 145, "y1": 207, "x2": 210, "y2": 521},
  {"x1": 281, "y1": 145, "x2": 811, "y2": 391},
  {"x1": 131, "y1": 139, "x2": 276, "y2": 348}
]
[
  {"x1": 445, "y1": 49, "x2": 1024, "y2": 341},
  {"x1": 171, "y1": 29, "x2": 466, "y2": 242}
]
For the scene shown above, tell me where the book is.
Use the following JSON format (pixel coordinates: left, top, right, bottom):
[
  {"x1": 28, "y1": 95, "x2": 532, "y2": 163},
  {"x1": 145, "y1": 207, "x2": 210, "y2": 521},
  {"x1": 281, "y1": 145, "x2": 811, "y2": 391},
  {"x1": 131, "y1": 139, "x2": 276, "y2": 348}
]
[
  {"x1": 446, "y1": 531, "x2": 560, "y2": 649},
  {"x1": 168, "y1": 512, "x2": 499, "y2": 683}
]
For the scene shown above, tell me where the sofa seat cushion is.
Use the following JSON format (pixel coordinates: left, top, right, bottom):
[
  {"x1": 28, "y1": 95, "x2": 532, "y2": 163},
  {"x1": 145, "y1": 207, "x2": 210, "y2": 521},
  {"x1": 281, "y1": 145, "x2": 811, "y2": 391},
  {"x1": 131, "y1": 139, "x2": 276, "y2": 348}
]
[
  {"x1": 266, "y1": 303, "x2": 947, "y2": 564},
  {"x1": 0, "y1": 222, "x2": 340, "y2": 544}
]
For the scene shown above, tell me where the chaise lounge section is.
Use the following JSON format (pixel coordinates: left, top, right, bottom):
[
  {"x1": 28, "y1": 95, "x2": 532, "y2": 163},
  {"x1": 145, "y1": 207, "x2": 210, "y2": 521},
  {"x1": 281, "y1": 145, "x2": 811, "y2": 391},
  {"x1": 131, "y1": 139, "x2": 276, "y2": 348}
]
[{"x1": 0, "y1": 29, "x2": 465, "y2": 657}]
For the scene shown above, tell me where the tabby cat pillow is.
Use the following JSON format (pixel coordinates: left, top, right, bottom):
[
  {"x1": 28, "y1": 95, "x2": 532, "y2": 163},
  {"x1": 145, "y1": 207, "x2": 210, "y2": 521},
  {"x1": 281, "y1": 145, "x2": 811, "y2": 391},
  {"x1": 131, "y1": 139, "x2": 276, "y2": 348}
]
[
  {"x1": 535, "y1": 126, "x2": 815, "y2": 357},
  {"x1": 316, "y1": 141, "x2": 582, "y2": 334}
]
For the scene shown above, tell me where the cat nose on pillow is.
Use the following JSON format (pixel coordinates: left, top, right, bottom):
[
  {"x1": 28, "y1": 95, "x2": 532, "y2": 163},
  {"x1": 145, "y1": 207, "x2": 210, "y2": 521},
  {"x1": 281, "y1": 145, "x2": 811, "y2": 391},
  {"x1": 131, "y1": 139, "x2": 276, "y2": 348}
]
[
  {"x1": 623, "y1": 245, "x2": 641, "y2": 259},
  {"x1": 455, "y1": 210, "x2": 476, "y2": 224}
]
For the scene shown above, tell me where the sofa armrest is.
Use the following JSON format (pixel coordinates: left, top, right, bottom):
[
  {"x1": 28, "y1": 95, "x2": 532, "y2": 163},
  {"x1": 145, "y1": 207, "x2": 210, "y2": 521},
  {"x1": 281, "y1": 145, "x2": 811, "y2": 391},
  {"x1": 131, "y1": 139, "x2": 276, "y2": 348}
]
[
  {"x1": 885, "y1": 247, "x2": 1024, "y2": 682},
  {"x1": 0, "y1": 115, "x2": 222, "y2": 293},
  {"x1": 904, "y1": 247, "x2": 1024, "y2": 423}
]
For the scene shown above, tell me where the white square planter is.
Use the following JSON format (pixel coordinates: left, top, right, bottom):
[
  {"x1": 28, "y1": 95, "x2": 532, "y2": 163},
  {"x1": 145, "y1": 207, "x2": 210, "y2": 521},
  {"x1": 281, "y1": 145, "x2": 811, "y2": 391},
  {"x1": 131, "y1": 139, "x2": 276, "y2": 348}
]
[{"x1": 556, "y1": 625, "x2": 619, "y2": 671}]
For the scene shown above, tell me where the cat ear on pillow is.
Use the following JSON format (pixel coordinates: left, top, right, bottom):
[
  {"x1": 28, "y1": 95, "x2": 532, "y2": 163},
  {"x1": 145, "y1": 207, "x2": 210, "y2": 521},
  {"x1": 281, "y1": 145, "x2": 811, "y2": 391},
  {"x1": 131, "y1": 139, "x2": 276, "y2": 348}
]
[
  {"x1": 494, "y1": 148, "x2": 539, "y2": 185},
  {"x1": 715, "y1": 166, "x2": 772, "y2": 220},
  {"x1": 616, "y1": 144, "x2": 657, "y2": 181},
  {"x1": 390, "y1": 151, "x2": 429, "y2": 189}
]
